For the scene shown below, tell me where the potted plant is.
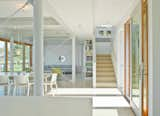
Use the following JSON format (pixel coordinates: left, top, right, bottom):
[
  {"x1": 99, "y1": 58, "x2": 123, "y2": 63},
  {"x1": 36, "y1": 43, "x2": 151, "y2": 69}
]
[{"x1": 52, "y1": 68, "x2": 62, "y2": 80}]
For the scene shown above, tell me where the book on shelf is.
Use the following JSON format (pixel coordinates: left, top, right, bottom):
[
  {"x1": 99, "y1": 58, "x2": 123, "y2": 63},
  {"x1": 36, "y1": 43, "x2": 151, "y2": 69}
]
[{"x1": 86, "y1": 56, "x2": 92, "y2": 61}]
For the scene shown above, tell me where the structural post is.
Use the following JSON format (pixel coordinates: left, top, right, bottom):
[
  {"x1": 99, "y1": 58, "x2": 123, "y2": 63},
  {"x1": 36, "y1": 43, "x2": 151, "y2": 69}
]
[
  {"x1": 72, "y1": 36, "x2": 76, "y2": 82},
  {"x1": 92, "y1": 36, "x2": 96, "y2": 88},
  {"x1": 33, "y1": 0, "x2": 44, "y2": 96}
]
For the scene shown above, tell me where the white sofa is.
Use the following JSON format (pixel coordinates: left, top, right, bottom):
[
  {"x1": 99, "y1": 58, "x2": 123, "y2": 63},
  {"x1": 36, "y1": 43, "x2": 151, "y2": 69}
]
[{"x1": 0, "y1": 97, "x2": 92, "y2": 116}]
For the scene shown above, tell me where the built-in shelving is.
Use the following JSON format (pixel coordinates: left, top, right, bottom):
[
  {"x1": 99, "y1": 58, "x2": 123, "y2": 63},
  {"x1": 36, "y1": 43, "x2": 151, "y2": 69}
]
[{"x1": 83, "y1": 40, "x2": 93, "y2": 78}]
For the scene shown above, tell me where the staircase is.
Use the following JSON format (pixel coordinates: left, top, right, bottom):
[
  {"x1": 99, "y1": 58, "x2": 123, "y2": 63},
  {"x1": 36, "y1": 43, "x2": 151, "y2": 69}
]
[{"x1": 96, "y1": 54, "x2": 117, "y2": 88}]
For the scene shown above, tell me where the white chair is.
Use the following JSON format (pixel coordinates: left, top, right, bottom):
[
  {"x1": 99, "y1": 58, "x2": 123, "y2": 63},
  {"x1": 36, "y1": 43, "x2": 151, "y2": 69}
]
[
  {"x1": 51, "y1": 73, "x2": 58, "y2": 89},
  {"x1": 43, "y1": 73, "x2": 57, "y2": 94},
  {"x1": 13, "y1": 75, "x2": 29, "y2": 96},
  {"x1": 0, "y1": 75, "x2": 10, "y2": 96},
  {"x1": 27, "y1": 72, "x2": 34, "y2": 96},
  {"x1": 28, "y1": 72, "x2": 34, "y2": 85}
]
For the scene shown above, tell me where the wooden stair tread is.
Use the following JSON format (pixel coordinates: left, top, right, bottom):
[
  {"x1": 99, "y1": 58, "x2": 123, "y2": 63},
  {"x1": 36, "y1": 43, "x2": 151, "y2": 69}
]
[
  {"x1": 96, "y1": 54, "x2": 116, "y2": 88},
  {"x1": 96, "y1": 77, "x2": 116, "y2": 82},
  {"x1": 96, "y1": 82, "x2": 117, "y2": 88}
]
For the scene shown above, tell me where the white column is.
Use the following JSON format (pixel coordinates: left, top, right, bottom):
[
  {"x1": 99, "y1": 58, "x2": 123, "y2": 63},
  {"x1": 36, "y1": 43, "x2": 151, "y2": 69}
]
[
  {"x1": 33, "y1": 0, "x2": 44, "y2": 96},
  {"x1": 92, "y1": 36, "x2": 96, "y2": 88},
  {"x1": 72, "y1": 36, "x2": 76, "y2": 82},
  {"x1": 10, "y1": 37, "x2": 14, "y2": 75}
]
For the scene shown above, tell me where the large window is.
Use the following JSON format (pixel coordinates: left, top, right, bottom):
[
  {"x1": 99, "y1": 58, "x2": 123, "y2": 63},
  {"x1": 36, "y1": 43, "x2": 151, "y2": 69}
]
[
  {"x1": 25, "y1": 46, "x2": 31, "y2": 70},
  {"x1": 14, "y1": 44, "x2": 23, "y2": 72},
  {"x1": 0, "y1": 38, "x2": 32, "y2": 72},
  {"x1": 0, "y1": 41, "x2": 6, "y2": 72},
  {"x1": 7, "y1": 43, "x2": 11, "y2": 72}
]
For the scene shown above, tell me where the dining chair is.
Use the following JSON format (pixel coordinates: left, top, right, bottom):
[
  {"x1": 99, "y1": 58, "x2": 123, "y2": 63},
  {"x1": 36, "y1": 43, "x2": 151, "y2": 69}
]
[
  {"x1": 13, "y1": 75, "x2": 29, "y2": 96},
  {"x1": 43, "y1": 73, "x2": 57, "y2": 94},
  {"x1": 43, "y1": 73, "x2": 51, "y2": 93},
  {"x1": 28, "y1": 72, "x2": 34, "y2": 85},
  {"x1": 51, "y1": 73, "x2": 58, "y2": 89},
  {"x1": 27, "y1": 72, "x2": 34, "y2": 96},
  {"x1": 0, "y1": 75, "x2": 10, "y2": 96}
]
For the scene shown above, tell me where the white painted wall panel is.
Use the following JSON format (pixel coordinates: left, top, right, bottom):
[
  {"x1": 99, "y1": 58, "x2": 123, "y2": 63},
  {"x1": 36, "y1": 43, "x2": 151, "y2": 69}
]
[
  {"x1": 96, "y1": 42, "x2": 112, "y2": 54},
  {"x1": 112, "y1": 25, "x2": 124, "y2": 93},
  {"x1": 0, "y1": 97, "x2": 92, "y2": 116}
]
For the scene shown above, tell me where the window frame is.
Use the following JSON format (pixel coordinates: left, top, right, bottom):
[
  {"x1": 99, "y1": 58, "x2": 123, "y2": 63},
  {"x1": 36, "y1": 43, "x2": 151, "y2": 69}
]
[{"x1": 0, "y1": 38, "x2": 32, "y2": 72}]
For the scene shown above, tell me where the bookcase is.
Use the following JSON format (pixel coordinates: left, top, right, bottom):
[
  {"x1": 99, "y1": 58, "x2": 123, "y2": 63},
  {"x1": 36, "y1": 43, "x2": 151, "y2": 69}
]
[{"x1": 83, "y1": 40, "x2": 93, "y2": 78}]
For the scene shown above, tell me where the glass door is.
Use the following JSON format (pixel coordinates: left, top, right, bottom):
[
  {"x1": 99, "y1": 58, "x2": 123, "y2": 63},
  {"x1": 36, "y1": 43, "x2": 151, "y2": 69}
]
[
  {"x1": 131, "y1": 5, "x2": 142, "y2": 113},
  {"x1": 131, "y1": 20, "x2": 141, "y2": 108},
  {"x1": 130, "y1": 1, "x2": 148, "y2": 115}
]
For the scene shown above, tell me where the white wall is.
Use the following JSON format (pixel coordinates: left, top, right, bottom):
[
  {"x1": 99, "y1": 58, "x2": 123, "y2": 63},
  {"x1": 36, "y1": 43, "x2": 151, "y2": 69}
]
[
  {"x1": 96, "y1": 42, "x2": 112, "y2": 54},
  {"x1": 44, "y1": 40, "x2": 72, "y2": 65},
  {"x1": 0, "y1": 97, "x2": 92, "y2": 116},
  {"x1": 44, "y1": 39, "x2": 84, "y2": 72},
  {"x1": 112, "y1": 25, "x2": 124, "y2": 92},
  {"x1": 148, "y1": 0, "x2": 160, "y2": 115},
  {"x1": 148, "y1": 1, "x2": 153, "y2": 116}
]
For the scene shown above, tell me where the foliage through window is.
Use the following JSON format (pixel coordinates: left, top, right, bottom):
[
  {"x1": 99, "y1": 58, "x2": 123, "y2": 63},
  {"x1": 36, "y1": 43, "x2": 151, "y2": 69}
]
[
  {"x1": 0, "y1": 39, "x2": 32, "y2": 72},
  {"x1": 0, "y1": 41, "x2": 6, "y2": 72}
]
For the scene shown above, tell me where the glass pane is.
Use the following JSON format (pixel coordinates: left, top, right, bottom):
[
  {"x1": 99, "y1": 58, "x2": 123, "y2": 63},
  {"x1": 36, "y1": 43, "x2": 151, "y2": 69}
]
[
  {"x1": 131, "y1": 7, "x2": 141, "y2": 108},
  {"x1": 14, "y1": 44, "x2": 23, "y2": 72},
  {"x1": 7, "y1": 43, "x2": 11, "y2": 72},
  {"x1": 25, "y1": 46, "x2": 30, "y2": 71},
  {"x1": 0, "y1": 41, "x2": 6, "y2": 72}
]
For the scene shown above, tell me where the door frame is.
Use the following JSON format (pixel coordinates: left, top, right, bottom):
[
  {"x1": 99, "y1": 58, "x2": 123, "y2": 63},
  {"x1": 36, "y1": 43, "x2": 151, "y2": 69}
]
[
  {"x1": 124, "y1": 19, "x2": 131, "y2": 101},
  {"x1": 141, "y1": 0, "x2": 149, "y2": 115}
]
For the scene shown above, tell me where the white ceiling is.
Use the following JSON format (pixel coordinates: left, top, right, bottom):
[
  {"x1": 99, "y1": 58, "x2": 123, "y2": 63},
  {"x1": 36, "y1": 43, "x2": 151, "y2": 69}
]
[
  {"x1": 0, "y1": 0, "x2": 139, "y2": 40},
  {"x1": 45, "y1": 0, "x2": 139, "y2": 39}
]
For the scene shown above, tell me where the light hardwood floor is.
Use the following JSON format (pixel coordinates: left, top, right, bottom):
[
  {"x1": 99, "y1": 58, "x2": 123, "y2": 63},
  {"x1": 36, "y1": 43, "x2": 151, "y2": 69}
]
[{"x1": 93, "y1": 108, "x2": 135, "y2": 116}]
